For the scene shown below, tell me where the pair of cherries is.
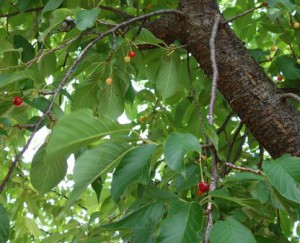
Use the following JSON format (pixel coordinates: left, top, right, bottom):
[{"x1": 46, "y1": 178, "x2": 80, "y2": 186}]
[{"x1": 197, "y1": 181, "x2": 209, "y2": 196}]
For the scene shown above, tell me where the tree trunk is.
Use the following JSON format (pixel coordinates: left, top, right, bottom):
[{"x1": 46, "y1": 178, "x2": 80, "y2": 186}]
[{"x1": 146, "y1": 0, "x2": 300, "y2": 158}]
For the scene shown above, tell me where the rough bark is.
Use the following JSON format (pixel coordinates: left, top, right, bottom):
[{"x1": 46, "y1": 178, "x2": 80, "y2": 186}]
[{"x1": 146, "y1": 0, "x2": 300, "y2": 158}]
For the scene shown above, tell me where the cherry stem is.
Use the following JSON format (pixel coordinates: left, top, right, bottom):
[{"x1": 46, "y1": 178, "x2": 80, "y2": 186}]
[{"x1": 199, "y1": 154, "x2": 204, "y2": 182}]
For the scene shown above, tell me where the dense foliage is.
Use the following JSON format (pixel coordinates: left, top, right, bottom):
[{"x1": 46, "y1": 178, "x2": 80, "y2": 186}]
[{"x1": 1, "y1": 0, "x2": 300, "y2": 242}]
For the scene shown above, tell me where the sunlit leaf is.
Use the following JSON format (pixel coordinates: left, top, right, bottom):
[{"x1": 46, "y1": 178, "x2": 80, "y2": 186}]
[
  {"x1": 209, "y1": 219, "x2": 256, "y2": 243},
  {"x1": 164, "y1": 132, "x2": 201, "y2": 174},
  {"x1": 66, "y1": 142, "x2": 131, "y2": 207},
  {"x1": 263, "y1": 155, "x2": 300, "y2": 203},
  {"x1": 157, "y1": 201, "x2": 203, "y2": 243},
  {"x1": 111, "y1": 144, "x2": 158, "y2": 202},
  {"x1": 76, "y1": 8, "x2": 100, "y2": 31},
  {"x1": 156, "y1": 54, "x2": 181, "y2": 99},
  {"x1": 30, "y1": 144, "x2": 67, "y2": 194},
  {"x1": 0, "y1": 205, "x2": 9, "y2": 243},
  {"x1": 45, "y1": 109, "x2": 128, "y2": 163}
]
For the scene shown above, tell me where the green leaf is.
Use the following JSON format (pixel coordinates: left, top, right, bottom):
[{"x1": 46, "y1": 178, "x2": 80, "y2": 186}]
[
  {"x1": 111, "y1": 144, "x2": 158, "y2": 202},
  {"x1": 76, "y1": 8, "x2": 100, "y2": 31},
  {"x1": 45, "y1": 109, "x2": 127, "y2": 163},
  {"x1": 263, "y1": 156, "x2": 300, "y2": 203},
  {"x1": 38, "y1": 52, "x2": 57, "y2": 77},
  {"x1": 102, "y1": 201, "x2": 165, "y2": 230},
  {"x1": 164, "y1": 132, "x2": 201, "y2": 174},
  {"x1": 209, "y1": 219, "x2": 256, "y2": 243},
  {"x1": 17, "y1": 0, "x2": 39, "y2": 11},
  {"x1": 133, "y1": 28, "x2": 163, "y2": 45},
  {"x1": 97, "y1": 79, "x2": 125, "y2": 119},
  {"x1": 268, "y1": 0, "x2": 295, "y2": 10},
  {"x1": 72, "y1": 78, "x2": 99, "y2": 111},
  {"x1": 66, "y1": 142, "x2": 130, "y2": 207},
  {"x1": 275, "y1": 55, "x2": 300, "y2": 80},
  {"x1": 157, "y1": 201, "x2": 203, "y2": 243},
  {"x1": 42, "y1": 0, "x2": 63, "y2": 14},
  {"x1": 13, "y1": 35, "x2": 35, "y2": 62},
  {"x1": 30, "y1": 144, "x2": 67, "y2": 194},
  {"x1": 270, "y1": 154, "x2": 300, "y2": 183},
  {"x1": 156, "y1": 54, "x2": 181, "y2": 99},
  {"x1": 0, "y1": 205, "x2": 9, "y2": 243},
  {"x1": 0, "y1": 70, "x2": 35, "y2": 88},
  {"x1": 24, "y1": 217, "x2": 41, "y2": 238}
]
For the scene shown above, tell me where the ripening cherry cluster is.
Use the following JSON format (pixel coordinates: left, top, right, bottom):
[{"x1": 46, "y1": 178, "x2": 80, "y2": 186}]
[{"x1": 105, "y1": 51, "x2": 136, "y2": 85}]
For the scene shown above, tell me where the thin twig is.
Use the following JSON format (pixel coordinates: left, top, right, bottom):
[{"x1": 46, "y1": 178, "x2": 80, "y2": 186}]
[
  {"x1": 280, "y1": 93, "x2": 300, "y2": 103},
  {"x1": 276, "y1": 19, "x2": 296, "y2": 58},
  {"x1": 0, "y1": 9, "x2": 183, "y2": 194},
  {"x1": 26, "y1": 33, "x2": 84, "y2": 67},
  {"x1": 257, "y1": 144, "x2": 264, "y2": 170},
  {"x1": 51, "y1": 190, "x2": 87, "y2": 210},
  {"x1": 217, "y1": 110, "x2": 235, "y2": 135},
  {"x1": 204, "y1": 13, "x2": 221, "y2": 243},
  {"x1": 224, "y1": 162, "x2": 263, "y2": 175},
  {"x1": 38, "y1": 90, "x2": 56, "y2": 95},
  {"x1": 208, "y1": 14, "x2": 221, "y2": 126},
  {"x1": 0, "y1": 6, "x2": 43, "y2": 18},
  {"x1": 13, "y1": 124, "x2": 36, "y2": 129},
  {"x1": 99, "y1": 5, "x2": 133, "y2": 19},
  {"x1": 224, "y1": 2, "x2": 268, "y2": 24},
  {"x1": 232, "y1": 127, "x2": 249, "y2": 162},
  {"x1": 226, "y1": 122, "x2": 244, "y2": 161}
]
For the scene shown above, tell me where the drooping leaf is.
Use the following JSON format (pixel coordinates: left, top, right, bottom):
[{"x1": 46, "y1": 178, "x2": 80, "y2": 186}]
[
  {"x1": 263, "y1": 156, "x2": 300, "y2": 203},
  {"x1": 38, "y1": 52, "x2": 57, "y2": 77},
  {"x1": 270, "y1": 154, "x2": 300, "y2": 183},
  {"x1": 111, "y1": 144, "x2": 158, "y2": 202},
  {"x1": 164, "y1": 132, "x2": 201, "y2": 174},
  {"x1": 0, "y1": 70, "x2": 36, "y2": 88},
  {"x1": 102, "y1": 200, "x2": 165, "y2": 230},
  {"x1": 76, "y1": 8, "x2": 100, "y2": 31},
  {"x1": 275, "y1": 55, "x2": 300, "y2": 80},
  {"x1": 97, "y1": 79, "x2": 125, "y2": 119},
  {"x1": 156, "y1": 54, "x2": 181, "y2": 99},
  {"x1": 13, "y1": 35, "x2": 35, "y2": 62},
  {"x1": 209, "y1": 219, "x2": 256, "y2": 243},
  {"x1": 42, "y1": 0, "x2": 64, "y2": 14},
  {"x1": 157, "y1": 201, "x2": 203, "y2": 243},
  {"x1": 66, "y1": 142, "x2": 131, "y2": 207},
  {"x1": 45, "y1": 109, "x2": 127, "y2": 163},
  {"x1": 0, "y1": 205, "x2": 9, "y2": 243},
  {"x1": 203, "y1": 122, "x2": 219, "y2": 151},
  {"x1": 72, "y1": 78, "x2": 99, "y2": 111},
  {"x1": 133, "y1": 28, "x2": 163, "y2": 45},
  {"x1": 30, "y1": 144, "x2": 67, "y2": 194},
  {"x1": 17, "y1": 0, "x2": 39, "y2": 11}
]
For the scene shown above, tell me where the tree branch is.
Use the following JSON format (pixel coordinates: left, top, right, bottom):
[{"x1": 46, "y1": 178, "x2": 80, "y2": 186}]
[
  {"x1": 99, "y1": 5, "x2": 133, "y2": 19},
  {"x1": 0, "y1": 9, "x2": 183, "y2": 194},
  {"x1": 0, "y1": 6, "x2": 43, "y2": 18},
  {"x1": 224, "y1": 2, "x2": 268, "y2": 24},
  {"x1": 280, "y1": 93, "x2": 300, "y2": 103},
  {"x1": 223, "y1": 162, "x2": 264, "y2": 175},
  {"x1": 205, "y1": 13, "x2": 221, "y2": 243},
  {"x1": 208, "y1": 14, "x2": 221, "y2": 126}
]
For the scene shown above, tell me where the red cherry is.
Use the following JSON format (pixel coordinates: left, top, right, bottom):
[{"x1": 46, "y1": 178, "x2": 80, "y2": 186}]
[
  {"x1": 13, "y1": 96, "x2": 23, "y2": 107},
  {"x1": 198, "y1": 181, "x2": 210, "y2": 192},
  {"x1": 128, "y1": 51, "x2": 136, "y2": 58},
  {"x1": 196, "y1": 189, "x2": 203, "y2": 196}
]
